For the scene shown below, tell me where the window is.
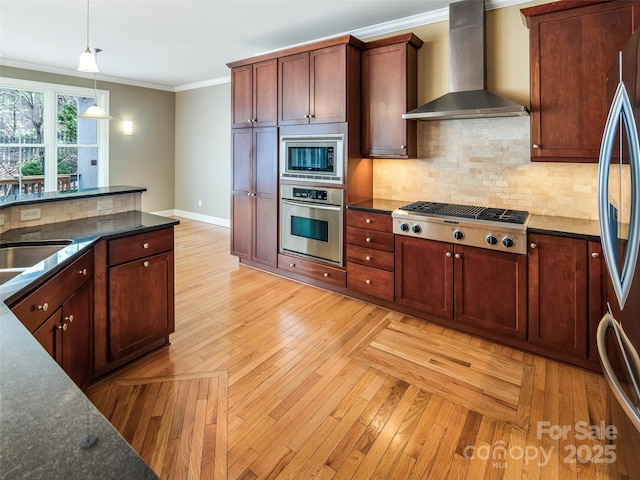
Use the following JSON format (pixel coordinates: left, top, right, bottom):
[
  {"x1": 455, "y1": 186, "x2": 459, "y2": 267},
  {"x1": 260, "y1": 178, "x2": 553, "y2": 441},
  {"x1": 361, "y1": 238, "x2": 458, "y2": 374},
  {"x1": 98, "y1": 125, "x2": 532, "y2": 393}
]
[{"x1": 0, "y1": 78, "x2": 109, "y2": 196}]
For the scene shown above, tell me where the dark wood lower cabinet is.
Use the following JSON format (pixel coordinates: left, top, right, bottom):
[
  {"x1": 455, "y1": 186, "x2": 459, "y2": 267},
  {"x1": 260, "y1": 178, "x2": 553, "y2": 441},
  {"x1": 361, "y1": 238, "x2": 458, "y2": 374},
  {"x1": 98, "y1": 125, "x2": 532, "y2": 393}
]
[{"x1": 528, "y1": 233, "x2": 588, "y2": 357}]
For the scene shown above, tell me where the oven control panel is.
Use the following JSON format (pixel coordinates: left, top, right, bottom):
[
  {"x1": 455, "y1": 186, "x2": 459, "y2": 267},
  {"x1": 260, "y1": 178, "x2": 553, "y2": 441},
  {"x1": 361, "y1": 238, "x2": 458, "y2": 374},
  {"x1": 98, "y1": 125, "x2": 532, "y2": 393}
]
[{"x1": 292, "y1": 188, "x2": 327, "y2": 201}]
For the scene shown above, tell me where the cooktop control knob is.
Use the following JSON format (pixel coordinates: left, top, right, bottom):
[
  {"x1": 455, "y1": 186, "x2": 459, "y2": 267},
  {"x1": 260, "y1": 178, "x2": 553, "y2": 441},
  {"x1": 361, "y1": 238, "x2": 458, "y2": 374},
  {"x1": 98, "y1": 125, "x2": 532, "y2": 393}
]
[
  {"x1": 502, "y1": 237, "x2": 515, "y2": 248},
  {"x1": 453, "y1": 230, "x2": 464, "y2": 241},
  {"x1": 412, "y1": 224, "x2": 422, "y2": 234},
  {"x1": 486, "y1": 235, "x2": 498, "y2": 245},
  {"x1": 400, "y1": 223, "x2": 410, "y2": 232}
]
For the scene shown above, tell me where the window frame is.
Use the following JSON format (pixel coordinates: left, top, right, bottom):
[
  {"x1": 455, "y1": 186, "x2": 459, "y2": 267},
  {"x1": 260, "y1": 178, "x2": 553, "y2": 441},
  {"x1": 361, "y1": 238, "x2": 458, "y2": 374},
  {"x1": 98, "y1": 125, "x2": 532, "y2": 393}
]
[{"x1": 0, "y1": 77, "x2": 110, "y2": 191}]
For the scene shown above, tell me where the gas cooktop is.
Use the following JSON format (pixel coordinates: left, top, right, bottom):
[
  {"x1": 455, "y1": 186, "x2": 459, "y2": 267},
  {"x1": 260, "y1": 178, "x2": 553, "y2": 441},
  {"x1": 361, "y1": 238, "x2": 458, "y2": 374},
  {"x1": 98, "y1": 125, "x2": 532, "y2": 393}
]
[{"x1": 392, "y1": 201, "x2": 530, "y2": 254}]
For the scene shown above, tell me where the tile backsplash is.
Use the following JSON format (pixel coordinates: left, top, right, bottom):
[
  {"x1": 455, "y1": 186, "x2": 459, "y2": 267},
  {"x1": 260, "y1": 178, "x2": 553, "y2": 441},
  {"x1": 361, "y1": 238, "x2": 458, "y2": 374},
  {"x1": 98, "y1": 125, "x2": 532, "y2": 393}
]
[{"x1": 373, "y1": 117, "x2": 630, "y2": 220}]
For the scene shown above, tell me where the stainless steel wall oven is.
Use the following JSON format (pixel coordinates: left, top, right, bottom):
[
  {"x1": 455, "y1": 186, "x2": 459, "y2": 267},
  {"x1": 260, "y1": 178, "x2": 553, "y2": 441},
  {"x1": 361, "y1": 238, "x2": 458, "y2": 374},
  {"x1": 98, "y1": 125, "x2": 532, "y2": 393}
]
[{"x1": 280, "y1": 184, "x2": 343, "y2": 266}]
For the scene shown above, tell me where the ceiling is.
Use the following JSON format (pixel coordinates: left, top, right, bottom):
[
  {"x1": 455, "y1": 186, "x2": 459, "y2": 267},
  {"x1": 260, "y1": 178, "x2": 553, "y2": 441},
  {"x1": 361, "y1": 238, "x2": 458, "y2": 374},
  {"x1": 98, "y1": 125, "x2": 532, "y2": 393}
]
[{"x1": 0, "y1": 0, "x2": 521, "y2": 91}]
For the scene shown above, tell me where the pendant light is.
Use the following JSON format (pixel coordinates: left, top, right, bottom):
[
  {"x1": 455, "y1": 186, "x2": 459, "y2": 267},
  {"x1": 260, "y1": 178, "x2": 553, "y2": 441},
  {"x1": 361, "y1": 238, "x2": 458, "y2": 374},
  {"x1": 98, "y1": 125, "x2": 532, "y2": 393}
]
[
  {"x1": 78, "y1": 49, "x2": 112, "y2": 119},
  {"x1": 77, "y1": 0, "x2": 99, "y2": 73}
]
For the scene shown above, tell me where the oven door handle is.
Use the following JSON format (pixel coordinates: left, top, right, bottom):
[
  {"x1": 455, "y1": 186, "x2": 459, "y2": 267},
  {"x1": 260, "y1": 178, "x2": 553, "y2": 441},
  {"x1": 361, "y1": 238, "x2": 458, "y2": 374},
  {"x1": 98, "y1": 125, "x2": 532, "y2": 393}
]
[
  {"x1": 281, "y1": 199, "x2": 342, "y2": 212},
  {"x1": 597, "y1": 311, "x2": 640, "y2": 432}
]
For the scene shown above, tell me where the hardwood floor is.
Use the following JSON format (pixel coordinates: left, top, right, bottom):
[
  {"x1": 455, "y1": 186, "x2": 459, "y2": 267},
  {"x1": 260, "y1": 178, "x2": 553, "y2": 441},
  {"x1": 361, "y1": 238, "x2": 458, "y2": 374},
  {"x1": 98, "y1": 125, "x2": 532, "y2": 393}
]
[{"x1": 86, "y1": 218, "x2": 615, "y2": 479}]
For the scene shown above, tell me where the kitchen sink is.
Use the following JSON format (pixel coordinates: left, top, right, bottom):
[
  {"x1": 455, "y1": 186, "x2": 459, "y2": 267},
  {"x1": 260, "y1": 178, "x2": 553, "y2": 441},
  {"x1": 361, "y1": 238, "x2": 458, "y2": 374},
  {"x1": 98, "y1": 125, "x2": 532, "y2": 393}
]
[{"x1": 0, "y1": 241, "x2": 73, "y2": 283}]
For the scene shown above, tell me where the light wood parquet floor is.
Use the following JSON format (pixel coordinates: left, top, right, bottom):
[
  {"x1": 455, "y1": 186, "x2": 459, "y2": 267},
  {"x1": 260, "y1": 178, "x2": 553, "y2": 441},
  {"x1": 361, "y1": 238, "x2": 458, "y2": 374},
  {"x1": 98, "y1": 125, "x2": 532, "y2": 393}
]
[{"x1": 86, "y1": 218, "x2": 616, "y2": 480}]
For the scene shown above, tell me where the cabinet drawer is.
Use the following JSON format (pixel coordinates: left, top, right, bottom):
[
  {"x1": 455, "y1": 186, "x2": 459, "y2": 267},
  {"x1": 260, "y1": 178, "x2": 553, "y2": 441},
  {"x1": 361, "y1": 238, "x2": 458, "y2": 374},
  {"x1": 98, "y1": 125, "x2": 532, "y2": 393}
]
[
  {"x1": 347, "y1": 210, "x2": 393, "y2": 232},
  {"x1": 346, "y1": 245, "x2": 394, "y2": 272},
  {"x1": 346, "y1": 227, "x2": 394, "y2": 252},
  {"x1": 278, "y1": 254, "x2": 346, "y2": 287},
  {"x1": 109, "y1": 228, "x2": 174, "y2": 266},
  {"x1": 347, "y1": 262, "x2": 394, "y2": 302},
  {"x1": 11, "y1": 250, "x2": 93, "y2": 333}
]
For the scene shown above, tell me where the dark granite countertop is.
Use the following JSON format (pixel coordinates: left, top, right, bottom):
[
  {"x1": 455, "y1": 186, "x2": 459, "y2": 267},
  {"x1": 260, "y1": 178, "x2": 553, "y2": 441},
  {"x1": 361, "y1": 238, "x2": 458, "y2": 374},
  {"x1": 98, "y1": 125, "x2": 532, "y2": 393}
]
[
  {"x1": 348, "y1": 198, "x2": 604, "y2": 241},
  {"x1": 0, "y1": 185, "x2": 146, "y2": 209},
  {"x1": 0, "y1": 211, "x2": 179, "y2": 479}
]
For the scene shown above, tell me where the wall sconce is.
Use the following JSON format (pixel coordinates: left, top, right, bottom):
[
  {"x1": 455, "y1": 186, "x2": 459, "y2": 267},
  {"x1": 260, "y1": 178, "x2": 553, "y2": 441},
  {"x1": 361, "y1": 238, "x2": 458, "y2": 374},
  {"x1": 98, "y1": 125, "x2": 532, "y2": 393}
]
[{"x1": 123, "y1": 120, "x2": 133, "y2": 136}]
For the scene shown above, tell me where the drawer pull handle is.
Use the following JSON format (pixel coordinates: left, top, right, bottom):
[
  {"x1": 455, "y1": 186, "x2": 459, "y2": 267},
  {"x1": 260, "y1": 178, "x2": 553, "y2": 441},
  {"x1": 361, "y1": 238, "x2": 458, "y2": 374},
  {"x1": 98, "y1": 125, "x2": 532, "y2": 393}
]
[
  {"x1": 143, "y1": 261, "x2": 150, "y2": 267},
  {"x1": 37, "y1": 302, "x2": 49, "y2": 312},
  {"x1": 323, "y1": 273, "x2": 329, "y2": 278},
  {"x1": 366, "y1": 219, "x2": 372, "y2": 224},
  {"x1": 365, "y1": 279, "x2": 371, "y2": 285},
  {"x1": 58, "y1": 323, "x2": 68, "y2": 331},
  {"x1": 78, "y1": 268, "x2": 88, "y2": 276},
  {"x1": 365, "y1": 255, "x2": 371, "y2": 261},
  {"x1": 142, "y1": 242, "x2": 150, "y2": 249},
  {"x1": 290, "y1": 263, "x2": 295, "y2": 268},
  {"x1": 365, "y1": 237, "x2": 372, "y2": 243}
]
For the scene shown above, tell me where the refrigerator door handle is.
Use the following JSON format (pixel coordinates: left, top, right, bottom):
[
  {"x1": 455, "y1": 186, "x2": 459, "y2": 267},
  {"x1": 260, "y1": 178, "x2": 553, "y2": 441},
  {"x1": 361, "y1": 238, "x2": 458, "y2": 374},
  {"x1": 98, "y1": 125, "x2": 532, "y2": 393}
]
[{"x1": 597, "y1": 312, "x2": 640, "y2": 432}]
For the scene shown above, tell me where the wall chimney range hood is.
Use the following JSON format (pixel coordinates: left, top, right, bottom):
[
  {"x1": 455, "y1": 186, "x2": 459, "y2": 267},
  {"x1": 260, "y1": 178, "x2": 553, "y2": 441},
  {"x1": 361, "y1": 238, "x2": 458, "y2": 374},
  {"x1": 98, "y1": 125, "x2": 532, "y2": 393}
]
[{"x1": 403, "y1": 0, "x2": 528, "y2": 121}]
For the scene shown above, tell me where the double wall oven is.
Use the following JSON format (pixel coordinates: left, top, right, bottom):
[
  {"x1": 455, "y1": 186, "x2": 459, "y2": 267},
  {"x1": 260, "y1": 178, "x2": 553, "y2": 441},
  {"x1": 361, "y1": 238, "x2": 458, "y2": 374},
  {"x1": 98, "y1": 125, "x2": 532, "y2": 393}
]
[{"x1": 279, "y1": 133, "x2": 345, "y2": 266}]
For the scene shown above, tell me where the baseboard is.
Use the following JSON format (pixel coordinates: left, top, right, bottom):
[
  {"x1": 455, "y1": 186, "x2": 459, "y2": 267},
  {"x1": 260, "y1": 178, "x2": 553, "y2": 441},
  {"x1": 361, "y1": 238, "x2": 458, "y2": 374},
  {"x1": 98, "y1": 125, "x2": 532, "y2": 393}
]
[{"x1": 151, "y1": 209, "x2": 230, "y2": 228}]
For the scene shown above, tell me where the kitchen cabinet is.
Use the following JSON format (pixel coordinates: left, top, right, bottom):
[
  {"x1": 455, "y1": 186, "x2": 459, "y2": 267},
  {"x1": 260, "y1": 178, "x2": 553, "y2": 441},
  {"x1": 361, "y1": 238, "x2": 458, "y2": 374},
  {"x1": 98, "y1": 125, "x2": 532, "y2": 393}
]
[
  {"x1": 11, "y1": 249, "x2": 94, "y2": 388},
  {"x1": 93, "y1": 227, "x2": 175, "y2": 377},
  {"x1": 278, "y1": 43, "x2": 359, "y2": 125},
  {"x1": 528, "y1": 233, "x2": 589, "y2": 357},
  {"x1": 278, "y1": 253, "x2": 346, "y2": 288},
  {"x1": 346, "y1": 210, "x2": 394, "y2": 301},
  {"x1": 230, "y1": 59, "x2": 277, "y2": 128},
  {"x1": 522, "y1": 0, "x2": 640, "y2": 163},
  {"x1": 362, "y1": 33, "x2": 422, "y2": 158},
  {"x1": 588, "y1": 241, "x2": 606, "y2": 362},
  {"x1": 395, "y1": 236, "x2": 526, "y2": 338},
  {"x1": 230, "y1": 126, "x2": 278, "y2": 267}
]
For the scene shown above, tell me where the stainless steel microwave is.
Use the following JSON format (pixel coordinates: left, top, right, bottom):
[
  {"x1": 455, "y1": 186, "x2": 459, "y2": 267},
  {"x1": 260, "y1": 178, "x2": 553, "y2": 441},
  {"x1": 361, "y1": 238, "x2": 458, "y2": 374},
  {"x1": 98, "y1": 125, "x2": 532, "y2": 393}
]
[{"x1": 280, "y1": 134, "x2": 344, "y2": 184}]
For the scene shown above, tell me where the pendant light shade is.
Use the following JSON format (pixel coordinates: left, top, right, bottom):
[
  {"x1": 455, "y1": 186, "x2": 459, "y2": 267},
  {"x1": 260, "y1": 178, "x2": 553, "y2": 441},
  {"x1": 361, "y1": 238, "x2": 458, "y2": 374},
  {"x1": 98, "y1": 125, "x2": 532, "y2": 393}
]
[
  {"x1": 77, "y1": 0, "x2": 99, "y2": 73},
  {"x1": 78, "y1": 49, "x2": 112, "y2": 120}
]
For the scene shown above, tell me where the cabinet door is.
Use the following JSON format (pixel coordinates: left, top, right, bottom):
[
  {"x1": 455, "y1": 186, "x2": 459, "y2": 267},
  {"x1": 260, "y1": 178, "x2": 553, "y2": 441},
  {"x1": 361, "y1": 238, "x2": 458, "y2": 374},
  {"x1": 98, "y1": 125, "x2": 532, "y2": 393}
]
[
  {"x1": 310, "y1": 44, "x2": 346, "y2": 124},
  {"x1": 108, "y1": 251, "x2": 174, "y2": 362},
  {"x1": 231, "y1": 65, "x2": 253, "y2": 128},
  {"x1": 527, "y1": 1, "x2": 640, "y2": 162},
  {"x1": 62, "y1": 281, "x2": 92, "y2": 388},
  {"x1": 231, "y1": 129, "x2": 254, "y2": 259},
  {"x1": 253, "y1": 59, "x2": 278, "y2": 127},
  {"x1": 588, "y1": 241, "x2": 605, "y2": 362},
  {"x1": 279, "y1": 52, "x2": 310, "y2": 125},
  {"x1": 362, "y1": 43, "x2": 410, "y2": 157},
  {"x1": 454, "y1": 246, "x2": 527, "y2": 339},
  {"x1": 253, "y1": 127, "x2": 278, "y2": 267},
  {"x1": 528, "y1": 234, "x2": 588, "y2": 356},
  {"x1": 32, "y1": 307, "x2": 63, "y2": 366},
  {"x1": 395, "y1": 236, "x2": 453, "y2": 319}
]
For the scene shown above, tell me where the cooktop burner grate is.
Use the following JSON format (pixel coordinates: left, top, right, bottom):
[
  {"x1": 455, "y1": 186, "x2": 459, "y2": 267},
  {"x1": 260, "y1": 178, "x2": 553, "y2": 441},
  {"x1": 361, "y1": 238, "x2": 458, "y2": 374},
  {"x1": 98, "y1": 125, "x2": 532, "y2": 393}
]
[{"x1": 398, "y1": 201, "x2": 530, "y2": 225}]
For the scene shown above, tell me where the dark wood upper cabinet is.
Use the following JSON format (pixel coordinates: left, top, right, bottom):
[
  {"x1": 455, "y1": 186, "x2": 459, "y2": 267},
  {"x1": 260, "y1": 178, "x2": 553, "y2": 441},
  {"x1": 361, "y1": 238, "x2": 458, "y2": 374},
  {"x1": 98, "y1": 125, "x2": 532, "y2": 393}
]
[
  {"x1": 279, "y1": 44, "x2": 348, "y2": 125},
  {"x1": 362, "y1": 33, "x2": 423, "y2": 159},
  {"x1": 230, "y1": 59, "x2": 277, "y2": 128},
  {"x1": 522, "y1": 0, "x2": 640, "y2": 162}
]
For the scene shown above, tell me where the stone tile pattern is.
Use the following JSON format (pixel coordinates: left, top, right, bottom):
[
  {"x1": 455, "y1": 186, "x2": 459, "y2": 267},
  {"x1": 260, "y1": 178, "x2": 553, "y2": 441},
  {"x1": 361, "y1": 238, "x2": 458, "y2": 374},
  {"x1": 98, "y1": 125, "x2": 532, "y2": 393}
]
[{"x1": 373, "y1": 118, "x2": 630, "y2": 220}]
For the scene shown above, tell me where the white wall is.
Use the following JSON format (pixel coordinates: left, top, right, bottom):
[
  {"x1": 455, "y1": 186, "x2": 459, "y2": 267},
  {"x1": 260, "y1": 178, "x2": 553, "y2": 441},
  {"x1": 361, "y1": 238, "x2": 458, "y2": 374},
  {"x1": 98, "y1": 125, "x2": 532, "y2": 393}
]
[{"x1": 175, "y1": 84, "x2": 231, "y2": 225}]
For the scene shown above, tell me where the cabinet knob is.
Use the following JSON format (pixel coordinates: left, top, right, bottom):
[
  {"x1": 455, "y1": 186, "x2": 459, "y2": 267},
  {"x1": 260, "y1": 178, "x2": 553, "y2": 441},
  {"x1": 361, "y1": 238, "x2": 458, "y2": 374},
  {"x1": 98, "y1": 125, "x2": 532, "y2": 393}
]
[
  {"x1": 303, "y1": 114, "x2": 310, "y2": 118},
  {"x1": 365, "y1": 237, "x2": 372, "y2": 243},
  {"x1": 142, "y1": 242, "x2": 149, "y2": 249},
  {"x1": 366, "y1": 218, "x2": 372, "y2": 224},
  {"x1": 400, "y1": 145, "x2": 406, "y2": 149},
  {"x1": 78, "y1": 268, "x2": 87, "y2": 276},
  {"x1": 65, "y1": 315, "x2": 74, "y2": 323},
  {"x1": 530, "y1": 243, "x2": 537, "y2": 249},
  {"x1": 592, "y1": 252, "x2": 600, "y2": 258},
  {"x1": 454, "y1": 253, "x2": 461, "y2": 259},
  {"x1": 365, "y1": 279, "x2": 371, "y2": 285},
  {"x1": 532, "y1": 144, "x2": 540, "y2": 149},
  {"x1": 365, "y1": 255, "x2": 371, "y2": 261},
  {"x1": 58, "y1": 323, "x2": 68, "y2": 331},
  {"x1": 247, "y1": 119, "x2": 252, "y2": 123},
  {"x1": 37, "y1": 302, "x2": 49, "y2": 312},
  {"x1": 446, "y1": 252, "x2": 452, "y2": 257},
  {"x1": 143, "y1": 261, "x2": 150, "y2": 267},
  {"x1": 289, "y1": 263, "x2": 295, "y2": 268},
  {"x1": 323, "y1": 272, "x2": 329, "y2": 278}
]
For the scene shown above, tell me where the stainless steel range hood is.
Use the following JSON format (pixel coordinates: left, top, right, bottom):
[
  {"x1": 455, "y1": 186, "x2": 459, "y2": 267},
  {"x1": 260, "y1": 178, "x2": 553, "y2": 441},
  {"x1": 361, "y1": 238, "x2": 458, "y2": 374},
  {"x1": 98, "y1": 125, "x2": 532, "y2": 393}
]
[{"x1": 403, "y1": 0, "x2": 528, "y2": 121}]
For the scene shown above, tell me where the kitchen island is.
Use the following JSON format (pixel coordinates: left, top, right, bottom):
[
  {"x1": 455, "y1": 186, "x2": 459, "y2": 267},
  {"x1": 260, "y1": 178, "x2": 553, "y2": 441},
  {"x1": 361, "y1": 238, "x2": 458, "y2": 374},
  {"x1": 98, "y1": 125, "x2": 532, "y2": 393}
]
[{"x1": 0, "y1": 210, "x2": 178, "y2": 479}]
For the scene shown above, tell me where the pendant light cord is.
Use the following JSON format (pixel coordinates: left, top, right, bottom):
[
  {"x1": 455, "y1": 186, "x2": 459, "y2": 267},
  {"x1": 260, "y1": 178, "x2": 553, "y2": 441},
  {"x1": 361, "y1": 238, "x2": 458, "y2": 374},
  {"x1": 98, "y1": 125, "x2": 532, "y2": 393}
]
[{"x1": 85, "y1": 0, "x2": 91, "y2": 49}]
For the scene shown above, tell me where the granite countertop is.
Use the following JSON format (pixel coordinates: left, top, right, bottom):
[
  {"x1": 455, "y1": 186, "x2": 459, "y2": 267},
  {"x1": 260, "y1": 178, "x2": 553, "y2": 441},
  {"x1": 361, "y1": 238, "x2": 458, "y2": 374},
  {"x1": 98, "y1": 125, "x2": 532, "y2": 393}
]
[
  {"x1": 347, "y1": 198, "x2": 603, "y2": 240},
  {"x1": 0, "y1": 211, "x2": 179, "y2": 479},
  {"x1": 0, "y1": 185, "x2": 147, "y2": 209}
]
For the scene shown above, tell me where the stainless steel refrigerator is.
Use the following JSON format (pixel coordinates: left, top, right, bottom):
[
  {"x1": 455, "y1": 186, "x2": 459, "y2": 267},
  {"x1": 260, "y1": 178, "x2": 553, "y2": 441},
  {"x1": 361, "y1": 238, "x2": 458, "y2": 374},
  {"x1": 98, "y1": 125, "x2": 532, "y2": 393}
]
[{"x1": 597, "y1": 26, "x2": 640, "y2": 479}]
